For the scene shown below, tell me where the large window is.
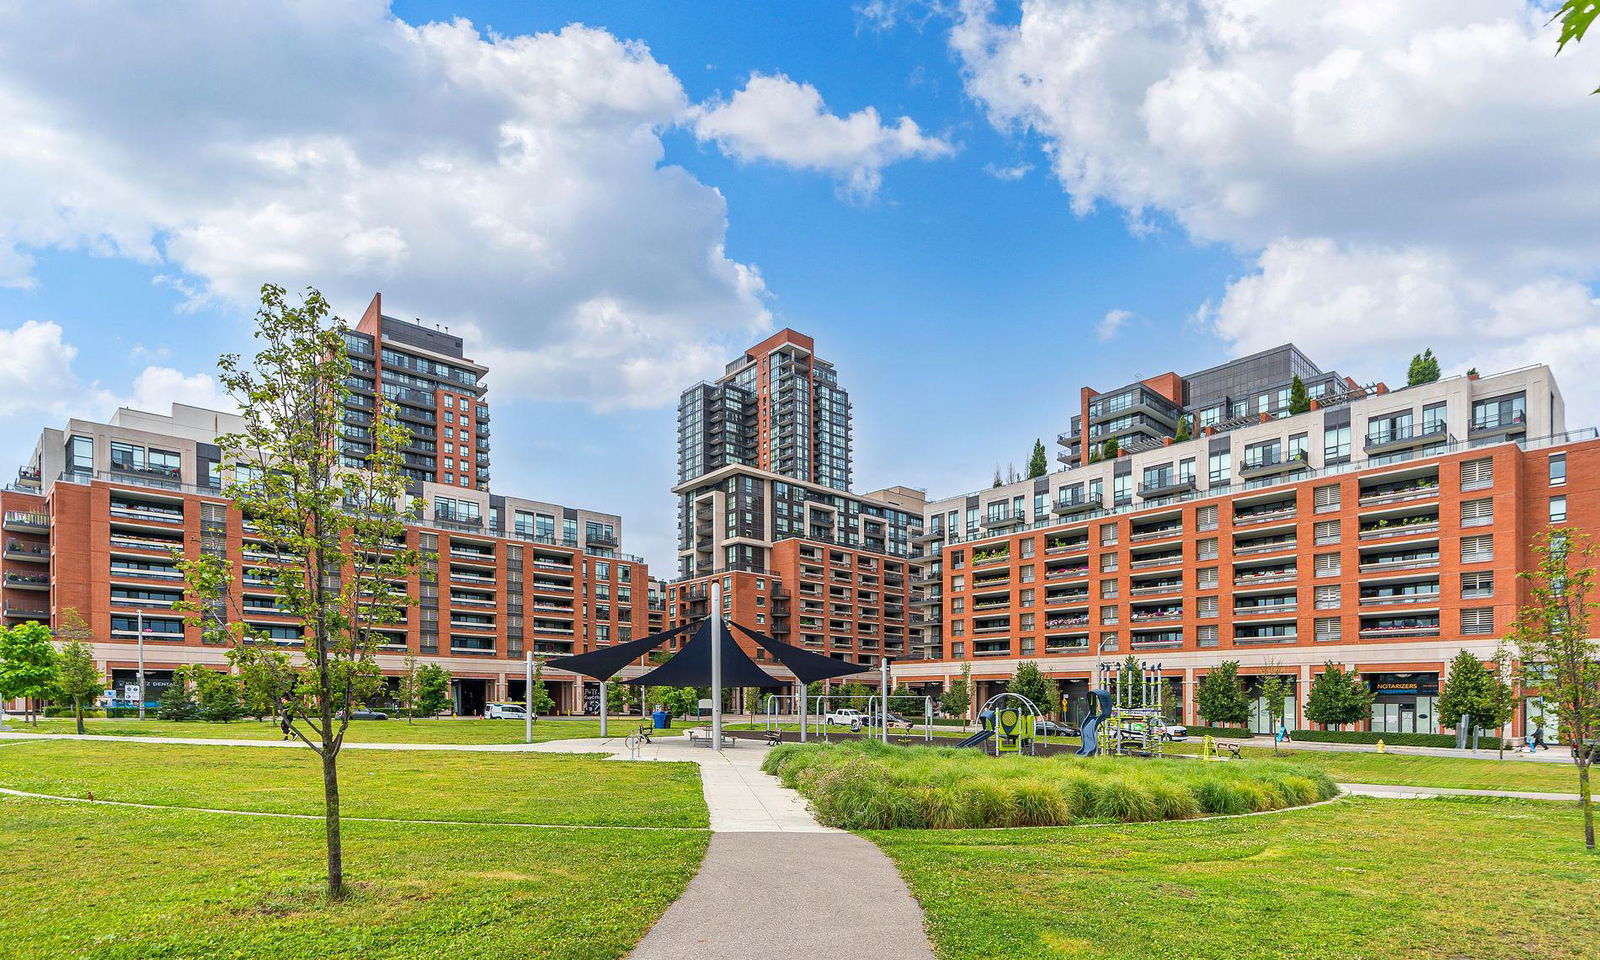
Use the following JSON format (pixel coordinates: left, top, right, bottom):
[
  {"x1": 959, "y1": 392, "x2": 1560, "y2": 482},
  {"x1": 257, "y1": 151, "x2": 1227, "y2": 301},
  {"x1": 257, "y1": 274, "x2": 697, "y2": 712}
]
[
  {"x1": 1471, "y1": 393, "x2": 1525, "y2": 431},
  {"x1": 1323, "y1": 425, "x2": 1351, "y2": 461}
]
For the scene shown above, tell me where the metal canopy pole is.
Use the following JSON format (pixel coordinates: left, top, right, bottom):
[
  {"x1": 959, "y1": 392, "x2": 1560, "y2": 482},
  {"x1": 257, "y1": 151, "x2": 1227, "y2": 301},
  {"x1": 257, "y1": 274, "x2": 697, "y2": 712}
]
[
  {"x1": 137, "y1": 609, "x2": 147, "y2": 721},
  {"x1": 710, "y1": 583, "x2": 723, "y2": 751},
  {"x1": 524, "y1": 651, "x2": 533, "y2": 744},
  {"x1": 600, "y1": 679, "x2": 608, "y2": 737},
  {"x1": 798, "y1": 680, "x2": 807, "y2": 742}
]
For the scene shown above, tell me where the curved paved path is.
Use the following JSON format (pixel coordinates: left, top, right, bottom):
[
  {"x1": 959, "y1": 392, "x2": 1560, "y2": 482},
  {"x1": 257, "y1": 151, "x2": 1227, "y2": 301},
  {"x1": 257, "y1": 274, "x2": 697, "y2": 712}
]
[{"x1": 535, "y1": 736, "x2": 936, "y2": 960}]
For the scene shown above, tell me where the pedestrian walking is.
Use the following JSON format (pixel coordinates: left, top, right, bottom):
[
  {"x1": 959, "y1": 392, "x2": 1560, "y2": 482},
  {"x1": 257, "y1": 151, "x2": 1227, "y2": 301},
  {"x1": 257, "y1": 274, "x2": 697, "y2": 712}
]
[
  {"x1": 1533, "y1": 726, "x2": 1548, "y2": 751},
  {"x1": 280, "y1": 713, "x2": 292, "y2": 741}
]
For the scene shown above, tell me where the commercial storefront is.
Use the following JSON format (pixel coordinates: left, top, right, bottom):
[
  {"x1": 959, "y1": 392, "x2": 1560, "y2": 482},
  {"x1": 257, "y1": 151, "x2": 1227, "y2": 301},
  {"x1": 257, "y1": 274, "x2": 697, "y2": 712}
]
[{"x1": 1366, "y1": 672, "x2": 1440, "y2": 735}]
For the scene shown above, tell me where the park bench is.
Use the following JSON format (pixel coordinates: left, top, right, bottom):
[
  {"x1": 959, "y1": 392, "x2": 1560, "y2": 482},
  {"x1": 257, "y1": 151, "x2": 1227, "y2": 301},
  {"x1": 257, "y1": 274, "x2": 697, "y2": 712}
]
[
  {"x1": 764, "y1": 730, "x2": 782, "y2": 746},
  {"x1": 1214, "y1": 740, "x2": 1243, "y2": 760}
]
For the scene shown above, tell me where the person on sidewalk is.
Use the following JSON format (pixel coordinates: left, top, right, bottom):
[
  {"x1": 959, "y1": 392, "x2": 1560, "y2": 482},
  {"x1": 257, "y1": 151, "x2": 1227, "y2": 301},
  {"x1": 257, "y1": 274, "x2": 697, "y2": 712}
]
[
  {"x1": 1533, "y1": 726, "x2": 1548, "y2": 751},
  {"x1": 280, "y1": 713, "x2": 292, "y2": 741}
]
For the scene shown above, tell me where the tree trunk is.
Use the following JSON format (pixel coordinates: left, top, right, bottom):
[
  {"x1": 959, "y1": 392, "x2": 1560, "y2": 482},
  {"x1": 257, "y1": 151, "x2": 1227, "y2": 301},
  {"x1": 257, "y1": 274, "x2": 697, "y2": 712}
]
[
  {"x1": 322, "y1": 746, "x2": 345, "y2": 898},
  {"x1": 1579, "y1": 759, "x2": 1594, "y2": 851},
  {"x1": 75, "y1": 704, "x2": 85, "y2": 736}
]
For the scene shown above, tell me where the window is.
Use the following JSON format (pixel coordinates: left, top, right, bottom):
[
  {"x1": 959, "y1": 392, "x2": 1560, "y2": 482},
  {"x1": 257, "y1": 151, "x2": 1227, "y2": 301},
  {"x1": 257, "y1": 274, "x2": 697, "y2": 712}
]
[
  {"x1": 1100, "y1": 579, "x2": 1119, "y2": 598},
  {"x1": 1208, "y1": 450, "x2": 1231, "y2": 485},
  {"x1": 67, "y1": 434, "x2": 93, "y2": 478},
  {"x1": 1460, "y1": 608, "x2": 1494, "y2": 636},
  {"x1": 1019, "y1": 565, "x2": 1036, "y2": 583},
  {"x1": 1313, "y1": 484, "x2": 1341, "y2": 513},
  {"x1": 1287, "y1": 433, "x2": 1309, "y2": 462},
  {"x1": 1100, "y1": 606, "x2": 1119, "y2": 625},
  {"x1": 1197, "y1": 567, "x2": 1219, "y2": 590},
  {"x1": 950, "y1": 575, "x2": 965, "y2": 591},
  {"x1": 1471, "y1": 393, "x2": 1525, "y2": 431},
  {"x1": 1178, "y1": 457, "x2": 1196, "y2": 483},
  {"x1": 1460, "y1": 457, "x2": 1494, "y2": 491},
  {"x1": 1315, "y1": 585, "x2": 1341, "y2": 610},
  {"x1": 1315, "y1": 553, "x2": 1341, "y2": 577},
  {"x1": 1461, "y1": 572, "x2": 1494, "y2": 599},
  {"x1": 1314, "y1": 520, "x2": 1341, "y2": 545},
  {"x1": 1461, "y1": 498, "x2": 1494, "y2": 528},
  {"x1": 951, "y1": 598, "x2": 965, "y2": 614},
  {"x1": 1113, "y1": 474, "x2": 1132, "y2": 507},
  {"x1": 1461, "y1": 534, "x2": 1494, "y2": 563},
  {"x1": 1019, "y1": 637, "x2": 1035, "y2": 655},
  {"x1": 1323, "y1": 425, "x2": 1351, "y2": 461},
  {"x1": 1197, "y1": 596, "x2": 1218, "y2": 619},
  {"x1": 1550, "y1": 453, "x2": 1567, "y2": 486},
  {"x1": 1550, "y1": 496, "x2": 1568, "y2": 523},
  {"x1": 1197, "y1": 538, "x2": 1218, "y2": 561},
  {"x1": 1020, "y1": 613, "x2": 1035, "y2": 632},
  {"x1": 1196, "y1": 505, "x2": 1218, "y2": 531},
  {"x1": 1100, "y1": 632, "x2": 1119, "y2": 652},
  {"x1": 1198, "y1": 625, "x2": 1219, "y2": 647},
  {"x1": 1019, "y1": 538, "x2": 1035, "y2": 559},
  {"x1": 1100, "y1": 522, "x2": 1119, "y2": 546},
  {"x1": 1314, "y1": 618, "x2": 1342, "y2": 642},
  {"x1": 1100, "y1": 554, "x2": 1119, "y2": 572},
  {"x1": 1422, "y1": 402, "x2": 1447, "y2": 434},
  {"x1": 1019, "y1": 588, "x2": 1034, "y2": 605}
]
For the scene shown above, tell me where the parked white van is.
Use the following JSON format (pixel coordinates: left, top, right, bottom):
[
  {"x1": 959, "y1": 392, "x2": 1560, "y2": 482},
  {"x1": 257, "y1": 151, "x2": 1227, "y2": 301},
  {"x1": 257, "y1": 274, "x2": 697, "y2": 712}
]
[{"x1": 486, "y1": 702, "x2": 529, "y2": 719}]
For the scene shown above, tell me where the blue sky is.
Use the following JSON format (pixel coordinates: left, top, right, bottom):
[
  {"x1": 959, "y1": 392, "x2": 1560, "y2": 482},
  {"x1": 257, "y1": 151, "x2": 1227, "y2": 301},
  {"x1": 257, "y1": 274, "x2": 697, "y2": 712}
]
[{"x1": 0, "y1": 1, "x2": 1596, "y2": 571}]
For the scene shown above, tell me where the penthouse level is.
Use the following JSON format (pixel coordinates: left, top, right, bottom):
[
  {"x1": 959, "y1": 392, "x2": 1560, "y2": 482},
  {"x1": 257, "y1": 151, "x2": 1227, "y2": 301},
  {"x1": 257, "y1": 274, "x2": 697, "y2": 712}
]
[{"x1": 0, "y1": 403, "x2": 648, "y2": 717}]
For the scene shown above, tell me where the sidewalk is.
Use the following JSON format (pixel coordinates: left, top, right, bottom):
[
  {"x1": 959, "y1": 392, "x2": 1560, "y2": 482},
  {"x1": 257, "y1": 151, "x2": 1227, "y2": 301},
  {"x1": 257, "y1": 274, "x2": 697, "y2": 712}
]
[
  {"x1": 1210, "y1": 736, "x2": 1576, "y2": 764},
  {"x1": 1341, "y1": 782, "x2": 1582, "y2": 802},
  {"x1": 537, "y1": 735, "x2": 935, "y2": 960}
]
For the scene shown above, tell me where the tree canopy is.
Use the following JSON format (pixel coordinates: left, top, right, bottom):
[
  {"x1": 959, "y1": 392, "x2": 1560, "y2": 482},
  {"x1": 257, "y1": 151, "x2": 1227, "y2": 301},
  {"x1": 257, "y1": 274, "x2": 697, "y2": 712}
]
[
  {"x1": 1406, "y1": 348, "x2": 1441, "y2": 386},
  {"x1": 1304, "y1": 662, "x2": 1375, "y2": 730},
  {"x1": 1026, "y1": 439, "x2": 1048, "y2": 479},
  {"x1": 1195, "y1": 660, "x2": 1249, "y2": 726}
]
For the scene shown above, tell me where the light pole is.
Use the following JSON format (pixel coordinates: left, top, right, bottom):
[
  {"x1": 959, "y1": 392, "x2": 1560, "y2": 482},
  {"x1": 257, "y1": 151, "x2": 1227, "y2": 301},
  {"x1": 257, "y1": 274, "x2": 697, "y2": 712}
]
[
  {"x1": 879, "y1": 656, "x2": 891, "y2": 745},
  {"x1": 136, "y1": 607, "x2": 147, "y2": 721},
  {"x1": 524, "y1": 650, "x2": 533, "y2": 744}
]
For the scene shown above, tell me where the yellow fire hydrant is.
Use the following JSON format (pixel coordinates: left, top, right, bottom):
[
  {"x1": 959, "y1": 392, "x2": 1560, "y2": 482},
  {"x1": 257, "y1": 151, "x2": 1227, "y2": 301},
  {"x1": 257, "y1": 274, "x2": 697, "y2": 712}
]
[{"x1": 1376, "y1": 739, "x2": 1386, "y2": 753}]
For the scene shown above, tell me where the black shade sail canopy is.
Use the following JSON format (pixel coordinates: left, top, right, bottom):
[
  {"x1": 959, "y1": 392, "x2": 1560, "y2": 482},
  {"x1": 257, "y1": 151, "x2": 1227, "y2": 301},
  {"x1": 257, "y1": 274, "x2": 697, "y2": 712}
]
[
  {"x1": 543, "y1": 619, "x2": 697, "y2": 681},
  {"x1": 726, "y1": 621, "x2": 873, "y2": 685},
  {"x1": 625, "y1": 618, "x2": 787, "y2": 689}
]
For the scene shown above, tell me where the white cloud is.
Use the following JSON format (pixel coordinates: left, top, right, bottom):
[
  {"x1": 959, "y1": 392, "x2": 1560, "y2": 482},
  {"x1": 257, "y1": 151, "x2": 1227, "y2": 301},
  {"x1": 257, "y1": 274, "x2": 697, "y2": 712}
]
[
  {"x1": 1096, "y1": 308, "x2": 1132, "y2": 342},
  {"x1": 0, "y1": 3, "x2": 774, "y2": 410},
  {"x1": 982, "y1": 161, "x2": 1032, "y2": 181},
  {"x1": 952, "y1": 0, "x2": 1600, "y2": 418},
  {"x1": 0, "y1": 320, "x2": 229, "y2": 427},
  {"x1": 693, "y1": 73, "x2": 954, "y2": 199}
]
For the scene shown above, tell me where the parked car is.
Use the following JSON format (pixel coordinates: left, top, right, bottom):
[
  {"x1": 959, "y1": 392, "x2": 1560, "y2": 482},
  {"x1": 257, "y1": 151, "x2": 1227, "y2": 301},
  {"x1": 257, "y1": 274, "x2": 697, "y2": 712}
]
[
  {"x1": 342, "y1": 709, "x2": 388, "y2": 721},
  {"x1": 486, "y1": 702, "x2": 528, "y2": 720},
  {"x1": 824, "y1": 708, "x2": 865, "y2": 728},
  {"x1": 1158, "y1": 723, "x2": 1188, "y2": 741},
  {"x1": 1033, "y1": 719, "x2": 1079, "y2": 738},
  {"x1": 867, "y1": 710, "x2": 915, "y2": 729}
]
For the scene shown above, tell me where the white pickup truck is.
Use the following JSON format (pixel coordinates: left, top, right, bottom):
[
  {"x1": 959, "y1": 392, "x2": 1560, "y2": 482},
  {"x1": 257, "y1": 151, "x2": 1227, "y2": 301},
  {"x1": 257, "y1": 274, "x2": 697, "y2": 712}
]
[{"x1": 823, "y1": 708, "x2": 865, "y2": 728}]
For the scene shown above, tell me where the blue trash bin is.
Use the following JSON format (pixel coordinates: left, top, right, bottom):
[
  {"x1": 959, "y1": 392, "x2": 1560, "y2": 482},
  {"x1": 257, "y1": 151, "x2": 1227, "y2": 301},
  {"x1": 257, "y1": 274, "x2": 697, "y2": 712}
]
[{"x1": 652, "y1": 709, "x2": 670, "y2": 730}]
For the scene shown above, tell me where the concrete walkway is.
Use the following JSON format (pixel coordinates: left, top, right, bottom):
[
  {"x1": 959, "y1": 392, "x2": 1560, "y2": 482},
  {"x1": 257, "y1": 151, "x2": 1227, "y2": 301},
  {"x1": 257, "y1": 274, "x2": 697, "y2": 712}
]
[
  {"x1": 1341, "y1": 782, "x2": 1582, "y2": 802},
  {"x1": 536, "y1": 735, "x2": 936, "y2": 960}
]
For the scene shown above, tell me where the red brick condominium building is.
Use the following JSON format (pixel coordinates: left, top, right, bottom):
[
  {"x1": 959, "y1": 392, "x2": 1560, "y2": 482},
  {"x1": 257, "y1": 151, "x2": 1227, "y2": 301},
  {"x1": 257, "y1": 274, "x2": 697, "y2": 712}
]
[{"x1": 895, "y1": 352, "x2": 1589, "y2": 742}]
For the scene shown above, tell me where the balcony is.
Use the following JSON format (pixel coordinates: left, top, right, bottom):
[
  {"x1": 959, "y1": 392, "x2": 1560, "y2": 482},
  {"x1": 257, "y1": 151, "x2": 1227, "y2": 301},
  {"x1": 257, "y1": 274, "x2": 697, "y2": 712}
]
[
  {"x1": 971, "y1": 549, "x2": 1010, "y2": 567},
  {"x1": 1044, "y1": 613, "x2": 1091, "y2": 628},
  {"x1": 1234, "y1": 504, "x2": 1296, "y2": 527},
  {"x1": 1358, "y1": 479, "x2": 1440, "y2": 508},
  {"x1": 1138, "y1": 476, "x2": 1196, "y2": 499},
  {"x1": 1130, "y1": 523, "x2": 1184, "y2": 543},
  {"x1": 1044, "y1": 591, "x2": 1090, "y2": 607},
  {"x1": 1129, "y1": 607, "x2": 1183, "y2": 623},
  {"x1": 1469, "y1": 410, "x2": 1526, "y2": 441},
  {"x1": 1237, "y1": 449, "x2": 1310, "y2": 481},
  {"x1": 1358, "y1": 518, "x2": 1440, "y2": 542},
  {"x1": 3, "y1": 573, "x2": 50, "y2": 591},
  {"x1": 1044, "y1": 636, "x2": 1090, "y2": 654},
  {"x1": 1045, "y1": 565, "x2": 1090, "y2": 581},
  {"x1": 4, "y1": 540, "x2": 49, "y2": 563},
  {"x1": 2, "y1": 601, "x2": 48, "y2": 619},
  {"x1": 1129, "y1": 552, "x2": 1183, "y2": 570},
  {"x1": 1358, "y1": 553, "x2": 1440, "y2": 575},
  {"x1": 1358, "y1": 590, "x2": 1441, "y2": 608},
  {"x1": 1234, "y1": 601, "x2": 1297, "y2": 617},
  {"x1": 1052, "y1": 495, "x2": 1102, "y2": 516},
  {"x1": 1130, "y1": 580, "x2": 1183, "y2": 597},
  {"x1": 1233, "y1": 536, "x2": 1296, "y2": 557},
  {"x1": 911, "y1": 528, "x2": 945, "y2": 545},
  {"x1": 1363, "y1": 421, "x2": 1449, "y2": 455},
  {"x1": 1359, "y1": 619, "x2": 1441, "y2": 639},
  {"x1": 3, "y1": 511, "x2": 49, "y2": 533},
  {"x1": 981, "y1": 513, "x2": 1026, "y2": 531},
  {"x1": 1044, "y1": 537, "x2": 1089, "y2": 555},
  {"x1": 1233, "y1": 569, "x2": 1297, "y2": 587}
]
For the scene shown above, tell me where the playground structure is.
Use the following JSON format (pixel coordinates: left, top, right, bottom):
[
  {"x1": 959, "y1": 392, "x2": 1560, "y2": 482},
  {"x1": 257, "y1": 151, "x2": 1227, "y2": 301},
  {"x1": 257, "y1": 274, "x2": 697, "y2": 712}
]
[
  {"x1": 1076, "y1": 660, "x2": 1169, "y2": 758},
  {"x1": 954, "y1": 692, "x2": 1044, "y2": 756}
]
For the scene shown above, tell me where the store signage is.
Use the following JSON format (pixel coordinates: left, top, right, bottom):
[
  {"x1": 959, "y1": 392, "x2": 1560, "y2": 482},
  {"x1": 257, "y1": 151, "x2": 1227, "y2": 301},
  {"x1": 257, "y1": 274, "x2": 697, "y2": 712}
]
[{"x1": 1370, "y1": 674, "x2": 1438, "y2": 696}]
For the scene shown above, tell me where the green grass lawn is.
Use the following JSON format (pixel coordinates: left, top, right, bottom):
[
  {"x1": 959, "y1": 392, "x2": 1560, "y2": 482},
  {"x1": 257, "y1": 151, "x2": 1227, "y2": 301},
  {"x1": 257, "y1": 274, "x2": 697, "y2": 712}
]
[
  {"x1": 4, "y1": 716, "x2": 637, "y2": 744},
  {"x1": 2, "y1": 795, "x2": 706, "y2": 960},
  {"x1": 0, "y1": 739, "x2": 708, "y2": 828},
  {"x1": 872, "y1": 796, "x2": 1600, "y2": 960},
  {"x1": 1166, "y1": 741, "x2": 1583, "y2": 794}
]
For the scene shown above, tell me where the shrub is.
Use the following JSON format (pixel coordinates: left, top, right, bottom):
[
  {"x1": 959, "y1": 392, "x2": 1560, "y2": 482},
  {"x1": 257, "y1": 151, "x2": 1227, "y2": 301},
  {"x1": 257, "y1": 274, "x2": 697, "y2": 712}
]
[
  {"x1": 766, "y1": 741, "x2": 1336, "y2": 830},
  {"x1": 1290, "y1": 729, "x2": 1502, "y2": 749}
]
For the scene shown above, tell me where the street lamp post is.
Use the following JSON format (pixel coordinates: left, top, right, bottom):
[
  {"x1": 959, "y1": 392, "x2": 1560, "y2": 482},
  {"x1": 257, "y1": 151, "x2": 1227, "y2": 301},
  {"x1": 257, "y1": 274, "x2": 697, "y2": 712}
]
[
  {"x1": 710, "y1": 580, "x2": 723, "y2": 751},
  {"x1": 137, "y1": 607, "x2": 147, "y2": 721}
]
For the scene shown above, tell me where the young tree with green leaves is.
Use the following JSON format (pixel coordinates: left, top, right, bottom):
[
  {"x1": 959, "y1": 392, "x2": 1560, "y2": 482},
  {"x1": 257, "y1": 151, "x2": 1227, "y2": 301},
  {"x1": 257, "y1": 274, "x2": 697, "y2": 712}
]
[
  {"x1": 527, "y1": 657, "x2": 555, "y2": 719},
  {"x1": 0, "y1": 621, "x2": 58, "y2": 726},
  {"x1": 156, "y1": 674, "x2": 200, "y2": 721},
  {"x1": 1256, "y1": 671, "x2": 1294, "y2": 755},
  {"x1": 1406, "y1": 348, "x2": 1441, "y2": 386},
  {"x1": 394, "y1": 655, "x2": 420, "y2": 723},
  {"x1": 416, "y1": 663, "x2": 451, "y2": 718},
  {"x1": 176, "y1": 284, "x2": 423, "y2": 899},
  {"x1": 1304, "y1": 662, "x2": 1375, "y2": 730},
  {"x1": 941, "y1": 662, "x2": 972, "y2": 720},
  {"x1": 1026, "y1": 439, "x2": 1048, "y2": 479},
  {"x1": 1287, "y1": 374, "x2": 1311, "y2": 415},
  {"x1": 1509, "y1": 529, "x2": 1600, "y2": 849},
  {"x1": 1195, "y1": 661, "x2": 1248, "y2": 727},
  {"x1": 1438, "y1": 650, "x2": 1515, "y2": 749},
  {"x1": 54, "y1": 636, "x2": 101, "y2": 735},
  {"x1": 1007, "y1": 661, "x2": 1050, "y2": 711},
  {"x1": 1100, "y1": 438, "x2": 1119, "y2": 461}
]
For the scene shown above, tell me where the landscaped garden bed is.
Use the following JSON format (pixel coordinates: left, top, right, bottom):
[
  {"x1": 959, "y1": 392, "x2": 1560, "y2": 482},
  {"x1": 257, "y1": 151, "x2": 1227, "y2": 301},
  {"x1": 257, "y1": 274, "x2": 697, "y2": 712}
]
[{"x1": 762, "y1": 740, "x2": 1337, "y2": 830}]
